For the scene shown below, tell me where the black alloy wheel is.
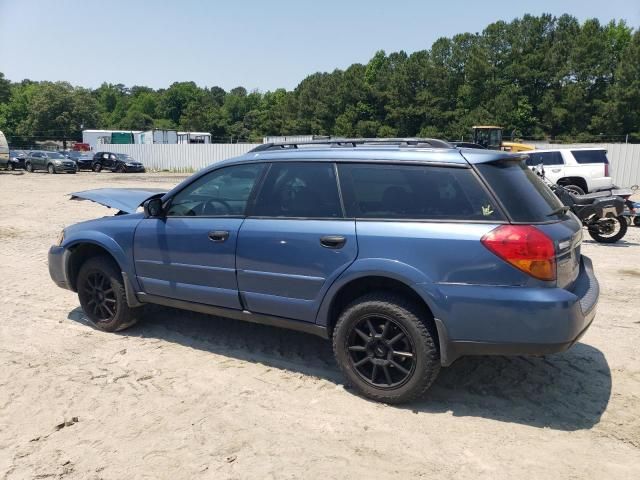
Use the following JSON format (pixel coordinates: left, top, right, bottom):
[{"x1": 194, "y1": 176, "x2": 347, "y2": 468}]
[
  {"x1": 347, "y1": 314, "x2": 416, "y2": 388},
  {"x1": 82, "y1": 271, "x2": 118, "y2": 322}
]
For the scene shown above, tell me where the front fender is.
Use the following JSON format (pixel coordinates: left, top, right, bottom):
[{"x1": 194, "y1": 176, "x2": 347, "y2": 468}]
[
  {"x1": 315, "y1": 258, "x2": 444, "y2": 327},
  {"x1": 62, "y1": 231, "x2": 137, "y2": 289}
]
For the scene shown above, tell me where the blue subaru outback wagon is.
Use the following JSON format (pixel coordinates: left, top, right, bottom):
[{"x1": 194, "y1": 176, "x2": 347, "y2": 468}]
[{"x1": 49, "y1": 139, "x2": 599, "y2": 403}]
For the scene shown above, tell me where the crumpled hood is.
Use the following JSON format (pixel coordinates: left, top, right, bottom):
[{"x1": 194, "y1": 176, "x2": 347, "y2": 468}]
[{"x1": 70, "y1": 188, "x2": 166, "y2": 214}]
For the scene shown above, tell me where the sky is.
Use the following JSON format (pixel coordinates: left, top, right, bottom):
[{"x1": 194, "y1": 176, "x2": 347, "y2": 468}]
[{"x1": 0, "y1": 0, "x2": 638, "y2": 92}]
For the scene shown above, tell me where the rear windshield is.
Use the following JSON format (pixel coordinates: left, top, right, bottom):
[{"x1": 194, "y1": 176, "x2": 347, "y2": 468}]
[
  {"x1": 571, "y1": 150, "x2": 609, "y2": 164},
  {"x1": 338, "y1": 164, "x2": 505, "y2": 221},
  {"x1": 476, "y1": 160, "x2": 565, "y2": 222}
]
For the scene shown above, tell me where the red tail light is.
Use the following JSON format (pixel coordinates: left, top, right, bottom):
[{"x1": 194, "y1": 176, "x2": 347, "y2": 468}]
[
  {"x1": 481, "y1": 225, "x2": 556, "y2": 281},
  {"x1": 604, "y1": 163, "x2": 610, "y2": 177}
]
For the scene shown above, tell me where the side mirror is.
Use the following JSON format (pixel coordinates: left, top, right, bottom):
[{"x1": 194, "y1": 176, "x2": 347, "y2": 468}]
[{"x1": 144, "y1": 197, "x2": 164, "y2": 218}]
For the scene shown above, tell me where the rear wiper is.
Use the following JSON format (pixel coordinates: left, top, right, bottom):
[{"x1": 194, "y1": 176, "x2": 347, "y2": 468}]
[{"x1": 547, "y1": 205, "x2": 570, "y2": 217}]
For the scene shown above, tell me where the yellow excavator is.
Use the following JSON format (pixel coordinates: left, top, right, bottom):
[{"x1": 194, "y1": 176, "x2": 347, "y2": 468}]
[{"x1": 472, "y1": 126, "x2": 534, "y2": 152}]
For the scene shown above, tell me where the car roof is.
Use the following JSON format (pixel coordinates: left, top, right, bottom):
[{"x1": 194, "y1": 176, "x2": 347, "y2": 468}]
[{"x1": 219, "y1": 145, "x2": 518, "y2": 168}]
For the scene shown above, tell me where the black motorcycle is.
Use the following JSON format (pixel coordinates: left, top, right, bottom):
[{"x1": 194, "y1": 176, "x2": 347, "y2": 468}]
[
  {"x1": 549, "y1": 182, "x2": 628, "y2": 243},
  {"x1": 532, "y1": 164, "x2": 628, "y2": 243}
]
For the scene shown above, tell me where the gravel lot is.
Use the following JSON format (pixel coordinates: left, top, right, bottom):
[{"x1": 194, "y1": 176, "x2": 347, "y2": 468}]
[{"x1": 1, "y1": 170, "x2": 639, "y2": 479}]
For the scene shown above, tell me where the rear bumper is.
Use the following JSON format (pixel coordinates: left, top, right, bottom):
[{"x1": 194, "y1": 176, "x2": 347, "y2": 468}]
[{"x1": 425, "y1": 256, "x2": 599, "y2": 366}]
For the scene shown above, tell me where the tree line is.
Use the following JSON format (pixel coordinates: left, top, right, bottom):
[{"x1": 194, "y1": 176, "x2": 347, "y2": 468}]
[{"x1": 1, "y1": 13, "x2": 639, "y2": 146}]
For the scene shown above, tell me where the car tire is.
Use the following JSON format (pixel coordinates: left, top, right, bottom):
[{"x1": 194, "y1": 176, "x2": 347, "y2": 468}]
[
  {"x1": 116, "y1": 164, "x2": 126, "y2": 173},
  {"x1": 25, "y1": 162, "x2": 33, "y2": 172},
  {"x1": 564, "y1": 184, "x2": 585, "y2": 195},
  {"x1": 332, "y1": 292, "x2": 440, "y2": 404},
  {"x1": 93, "y1": 163, "x2": 102, "y2": 172},
  {"x1": 77, "y1": 256, "x2": 140, "y2": 332},
  {"x1": 47, "y1": 164, "x2": 56, "y2": 174},
  {"x1": 6, "y1": 162, "x2": 14, "y2": 171}
]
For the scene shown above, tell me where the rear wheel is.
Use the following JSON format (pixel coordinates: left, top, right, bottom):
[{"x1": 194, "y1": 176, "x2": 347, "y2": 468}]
[
  {"x1": 93, "y1": 163, "x2": 102, "y2": 172},
  {"x1": 564, "y1": 184, "x2": 585, "y2": 195},
  {"x1": 6, "y1": 162, "x2": 14, "y2": 171},
  {"x1": 47, "y1": 164, "x2": 56, "y2": 174},
  {"x1": 333, "y1": 292, "x2": 440, "y2": 404},
  {"x1": 77, "y1": 256, "x2": 140, "y2": 332},
  {"x1": 25, "y1": 162, "x2": 33, "y2": 172},
  {"x1": 588, "y1": 215, "x2": 628, "y2": 243}
]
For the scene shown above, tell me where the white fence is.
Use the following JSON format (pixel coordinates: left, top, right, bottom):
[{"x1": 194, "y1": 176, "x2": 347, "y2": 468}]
[
  {"x1": 98, "y1": 142, "x2": 640, "y2": 187},
  {"x1": 101, "y1": 143, "x2": 260, "y2": 172}
]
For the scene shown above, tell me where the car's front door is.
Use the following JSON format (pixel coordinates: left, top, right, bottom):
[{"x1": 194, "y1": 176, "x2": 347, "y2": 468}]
[
  {"x1": 133, "y1": 163, "x2": 264, "y2": 309},
  {"x1": 236, "y1": 162, "x2": 357, "y2": 322},
  {"x1": 33, "y1": 152, "x2": 44, "y2": 169}
]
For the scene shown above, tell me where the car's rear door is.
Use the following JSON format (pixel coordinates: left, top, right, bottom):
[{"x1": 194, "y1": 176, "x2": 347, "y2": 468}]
[
  {"x1": 133, "y1": 163, "x2": 265, "y2": 309},
  {"x1": 236, "y1": 162, "x2": 357, "y2": 322}
]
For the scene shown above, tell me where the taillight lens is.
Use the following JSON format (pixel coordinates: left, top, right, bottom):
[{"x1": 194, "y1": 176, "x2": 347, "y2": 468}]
[
  {"x1": 481, "y1": 225, "x2": 556, "y2": 281},
  {"x1": 604, "y1": 163, "x2": 610, "y2": 177}
]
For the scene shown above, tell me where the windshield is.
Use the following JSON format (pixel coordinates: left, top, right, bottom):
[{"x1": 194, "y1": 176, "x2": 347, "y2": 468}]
[
  {"x1": 476, "y1": 159, "x2": 565, "y2": 222},
  {"x1": 116, "y1": 153, "x2": 134, "y2": 161}
]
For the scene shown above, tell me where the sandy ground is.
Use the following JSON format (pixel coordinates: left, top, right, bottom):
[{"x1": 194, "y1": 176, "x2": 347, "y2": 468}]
[{"x1": 0, "y1": 169, "x2": 639, "y2": 480}]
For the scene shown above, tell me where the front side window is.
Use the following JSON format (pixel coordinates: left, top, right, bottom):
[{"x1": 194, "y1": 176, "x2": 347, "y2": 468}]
[
  {"x1": 166, "y1": 163, "x2": 264, "y2": 217},
  {"x1": 338, "y1": 164, "x2": 504, "y2": 221},
  {"x1": 252, "y1": 162, "x2": 342, "y2": 218},
  {"x1": 525, "y1": 151, "x2": 564, "y2": 166}
]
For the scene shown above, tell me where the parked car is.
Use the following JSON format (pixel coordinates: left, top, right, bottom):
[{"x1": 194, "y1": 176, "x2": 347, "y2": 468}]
[
  {"x1": 2, "y1": 150, "x2": 28, "y2": 170},
  {"x1": 522, "y1": 148, "x2": 612, "y2": 194},
  {"x1": 25, "y1": 151, "x2": 77, "y2": 174},
  {"x1": 62, "y1": 151, "x2": 93, "y2": 170},
  {"x1": 49, "y1": 139, "x2": 598, "y2": 403},
  {"x1": 92, "y1": 152, "x2": 145, "y2": 173}
]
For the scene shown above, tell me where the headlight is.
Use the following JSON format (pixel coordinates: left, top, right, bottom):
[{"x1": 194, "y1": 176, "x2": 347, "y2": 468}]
[
  {"x1": 53, "y1": 159, "x2": 62, "y2": 165},
  {"x1": 56, "y1": 229, "x2": 65, "y2": 246},
  {"x1": 126, "y1": 162, "x2": 134, "y2": 166}
]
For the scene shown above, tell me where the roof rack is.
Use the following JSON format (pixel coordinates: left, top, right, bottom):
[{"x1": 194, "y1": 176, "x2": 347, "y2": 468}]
[{"x1": 249, "y1": 137, "x2": 453, "y2": 152}]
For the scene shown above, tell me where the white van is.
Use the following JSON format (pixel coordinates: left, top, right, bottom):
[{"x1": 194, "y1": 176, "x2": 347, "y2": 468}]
[{"x1": 0, "y1": 130, "x2": 9, "y2": 165}]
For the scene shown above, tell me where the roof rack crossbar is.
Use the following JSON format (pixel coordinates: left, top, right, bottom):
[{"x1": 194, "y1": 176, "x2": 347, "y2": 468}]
[{"x1": 249, "y1": 137, "x2": 452, "y2": 152}]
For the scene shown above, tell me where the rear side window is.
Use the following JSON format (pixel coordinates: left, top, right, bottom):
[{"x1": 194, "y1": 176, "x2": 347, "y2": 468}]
[
  {"x1": 524, "y1": 151, "x2": 564, "y2": 166},
  {"x1": 476, "y1": 160, "x2": 565, "y2": 222},
  {"x1": 338, "y1": 164, "x2": 504, "y2": 221},
  {"x1": 252, "y1": 162, "x2": 343, "y2": 218},
  {"x1": 572, "y1": 150, "x2": 609, "y2": 164}
]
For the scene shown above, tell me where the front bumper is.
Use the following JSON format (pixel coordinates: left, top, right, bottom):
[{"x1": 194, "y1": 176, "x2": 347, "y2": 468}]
[
  {"x1": 54, "y1": 164, "x2": 77, "y2": 173},
  {"x1": 48, "y1": 245, "x2": 72, "y2": 290},
  {"x1": 124, "y1": 165, "x2": 145, "y2": 173},
  {"x1": 425, "y1": 256, "x2": 599, "y2": 366}
]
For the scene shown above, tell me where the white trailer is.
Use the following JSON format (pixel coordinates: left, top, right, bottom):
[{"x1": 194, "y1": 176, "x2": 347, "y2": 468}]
[
  {"x1": 82, "y1": 130, "x2": 140, "y2": 151},
  {"x1": 136, "y1": 129, "x2": 178, "y2": 144},
  {"x1": 178, "y1": 132, "x2": 212, "y2": 144}
]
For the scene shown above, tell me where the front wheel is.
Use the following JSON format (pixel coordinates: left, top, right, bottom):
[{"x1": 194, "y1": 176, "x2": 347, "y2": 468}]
[
  {"x1": 77, "y1": 256, "x2": 140, "y2": 332},
  {"x1": 333, "y1": 292, "x2": 440, "y2": 404},
  {"x1": 115, "y1": 164, "x2": 126, "y2": 173},
  {"x1": 93, "y1": 163, "x2": 102, "y2": 172},
  {"x1": 588, "y1": 215, "x2": 628, "y2": 243},
  {"x1": 47, "y1": 164, "x2": 56, "y2": 174},
  {"x1": 25, "y1": 162, "x2": 33, "y2": 172},
  {"x1": 6, "y1": 162, "x2": 14, "y2": 171}
]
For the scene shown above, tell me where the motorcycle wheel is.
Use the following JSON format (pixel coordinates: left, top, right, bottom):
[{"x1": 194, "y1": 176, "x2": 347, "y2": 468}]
[{"x1": 588, "y1": 215, "x2": 628, "y2": 243}]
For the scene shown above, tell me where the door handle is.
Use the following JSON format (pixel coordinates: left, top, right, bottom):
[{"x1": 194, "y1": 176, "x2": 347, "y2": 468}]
[
  {"x1": 551, "y1": 168, "x2": 561, "y2": 173},
  {"x1": 208, "y1": 230, "x2": 229, "y2": 242},
  {"x1": 320, "y1": 235, "x2": 346, "y2": 249}
]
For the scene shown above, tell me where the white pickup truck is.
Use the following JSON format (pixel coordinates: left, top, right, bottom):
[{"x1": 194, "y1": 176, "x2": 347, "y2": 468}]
[{"x1": 523, "y1": 148, "x2": 612, "y2": 194}]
